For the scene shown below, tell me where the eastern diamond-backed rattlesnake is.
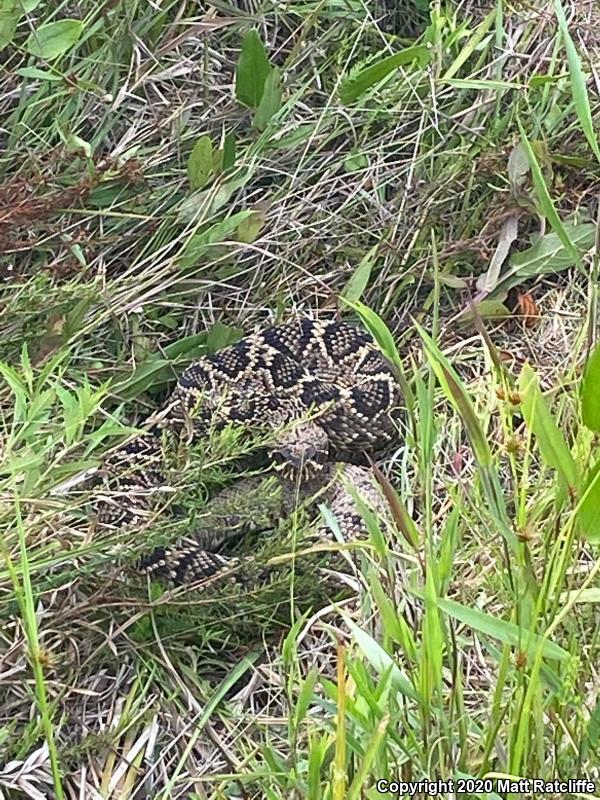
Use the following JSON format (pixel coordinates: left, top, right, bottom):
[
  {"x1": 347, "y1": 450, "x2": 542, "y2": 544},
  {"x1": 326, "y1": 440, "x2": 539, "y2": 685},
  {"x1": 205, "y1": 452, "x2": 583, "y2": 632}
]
[{"x1": 93, "y1": 316, "x2": 402, "y2": 585}]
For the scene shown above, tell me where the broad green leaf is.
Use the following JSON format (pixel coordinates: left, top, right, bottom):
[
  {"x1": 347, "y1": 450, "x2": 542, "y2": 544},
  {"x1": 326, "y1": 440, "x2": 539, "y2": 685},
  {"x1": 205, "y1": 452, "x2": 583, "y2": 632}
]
[
  {"x1": 346, "y1": 714, "x2": 390, "y2": 800},
  {"x1": 586, "y1": 696, "x2": 600, "y2": 749},
  {"x1": 26, "y1": 19, "x2": 83, "y2": 59},
  {"x1": 369, "y1": 459, "x2": 420, "y2": 550},
  {"x1": 561, "y1": 588, "x2": 600, "y2": 604},
  {"x1": 433, "y1": 596, "x2": 569, "y2": 661},
  {"x1": 441, "y1": 9, "x2": 496, "y2": 80},
  {"x1": 237, "y1": 209, "x2": 266, "y2": 243},
  {"x1": 341, "y1": 244, "x2": 378, "y2": 303},
  {"x1": 87, "y1": 185, "x2": 125, "y2": 209},
  {"x1": 21, "y1": 0, "x2": 43, "y2": 10},
  {"x1": 177, "y1": 167, "x2": 255, "y2": 224},
  {"x1": 517, "y1": 124, "x2": 584, "y2": 270},
  {"x1": 293, "y1": 668, "x2": 319, "y2": 728},
  {"x1": 492, "y1": 221, "x2": 596, "y2": 295},
  {"x1": 0, "y1": 1, "x2": 19, "y2": 50},
  {"x1": 418, "y1": 328, "x2": 492, "y2": 468},
  {"x1": 0, "y1": 360, "x2": 27, "y2": 399},
  {"x1": 343, "y1": 151, "x2": 369, "y2": 172},
  {"x1": 56, "y1": 385, "x2": 81, "y2": 446},
  {"x1": 530, "y1": 73, "x2": 567, "y2": 88},
  {"x1": 368, "y1": 572, "x2": 405, "y2": 644},
  {"x1": 438, "y1": 272, "x2": 468, "y2": 289},
  {"x1": 208, "y1": 170, "x2": 256, "y2": 214},
  {"x1": 339, "y1": 45, "x2": 430, "y2": 104},
  {"x1": 577, "y1": 459, "x2": 600, "y2": 543},
  {"x1": 342, "y1": 614, "x2": 421, "y2": 702},
  {"x1": 581, "y1": 342, "x2": 600, "y2": 431},
  {"x1": 222, "y1": 133, "x2": 236, "y2": 170},
  {"x1": 271, "y1": 123, "x2": 317, "y2": 150},
  {"x1": 0, "y1": 449, "x2": 46, "y2": 475},
  {"x1": 420, "y1": 569, "x2": 444, "y2": 705},
  {"x1": 64, "y1": 132, "x2": 91, "y2": 157},
  {"x1": 178, "y1": 210, "x2": 254, "y2": 269},
  {"x1": 552, "y1": 154, "x2": 597, "y2": 169},
  {"x1": 163, "y1": 333, "x2": 207, "y2": 360},
  {"x1": 111, "y1": 359, "x2": 172, "y2": 400},
  {"x1": 187, "y1": 135, "x2": 213, "y2": 190},
  {"x1": 205, "y1": 321, "x2": 243, "y2": 352},
  {"x1": 253, "y1": 67, "x2": 282, "y2": 130},
  {"x1": 457, "y1": 299, "x2": 511, "y2": 326},
  {"x1": 211, "y1": 148, "x2": 224, "y2": 176},
  {"x1": 16, "y1": 66, "x2": 63, "y2": 81},
  {"x1": 307, "y1": 733, "x2": 329, "y2": 795},
  {"x1": 476, "y1": 215, "x2": 519, "y2": 293},
  {"x1": 554, "y1": 0, "x2": 600, "y2": 163},
  {"x1": 20, "y1": 342, "x2": 32, "y2": 387},
  {"x1": 518, "y1": 363, "x2": 579, "y2": 492},
  {"x1": 235, "y1": 29, "x2": 271, "y2": 109},
  {"x1": 507, "y1": 141, "x2": 530, "y2": 191}
]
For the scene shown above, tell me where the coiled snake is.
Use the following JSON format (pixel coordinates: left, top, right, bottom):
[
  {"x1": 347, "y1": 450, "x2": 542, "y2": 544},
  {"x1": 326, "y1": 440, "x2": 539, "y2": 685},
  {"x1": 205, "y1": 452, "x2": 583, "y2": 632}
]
[{"x1": 93, "y1": 317, "x2": 402, "y2": 586}]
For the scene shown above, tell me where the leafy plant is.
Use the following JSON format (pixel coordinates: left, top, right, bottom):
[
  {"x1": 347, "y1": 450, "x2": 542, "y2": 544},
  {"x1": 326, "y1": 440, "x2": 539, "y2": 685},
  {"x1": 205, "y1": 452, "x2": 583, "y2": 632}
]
[{"x1": 235, "y1": 28, "x2": 282, "y2": 129}]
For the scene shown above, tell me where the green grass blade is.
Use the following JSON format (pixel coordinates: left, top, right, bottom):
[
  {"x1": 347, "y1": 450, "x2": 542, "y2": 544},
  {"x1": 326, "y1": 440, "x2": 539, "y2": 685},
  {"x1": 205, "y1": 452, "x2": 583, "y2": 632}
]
[
  {"x1": 342, "y1": 614, "x2": 421, "y2": 703},
  {"x1": 441, "y1": 9, "x2": 496, "y2": 80},
  {"x1": 7, "y1": 500, "x2": 65, "y2": 799},
  {"x1": 414, "y1": 321, "x2": 518, "y2": 553},
  {"x1": 332, "y1": 643, "x2": 347, "y2": 800},
  {"x1": 576, "y1": 459, "x2": 600, "y2": 543},
  {"x1": 517, "y1": 122, "x2": 585, "y2": 271},
  {"x1": 339, "y1": 45, "x2": 430, "y2": 104},
  {"x1": 430, "y1": 596, "x2": 569, "y2": 662},
  {"x1": 341, "y1": 244, "x2": 379, "y2": 304},
  {"x1": 581, "y1": 342, "x2": 600, "y2": 431},
  {"x1": 517, "y1": 363, "x2": 579, "y2": 494},
  {"x1": 346, "y1": 714, "x2": 389, "y2": 800},
  {"x1": 553, "y1": 0, "x2": 600, "y2": 163}
]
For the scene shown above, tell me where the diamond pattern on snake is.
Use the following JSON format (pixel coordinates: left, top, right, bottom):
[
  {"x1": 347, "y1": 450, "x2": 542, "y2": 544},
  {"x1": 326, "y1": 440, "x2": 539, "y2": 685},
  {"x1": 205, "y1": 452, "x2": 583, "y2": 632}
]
[{"x1": 91, "y1": 316, "x2": 403, "y2": 586}]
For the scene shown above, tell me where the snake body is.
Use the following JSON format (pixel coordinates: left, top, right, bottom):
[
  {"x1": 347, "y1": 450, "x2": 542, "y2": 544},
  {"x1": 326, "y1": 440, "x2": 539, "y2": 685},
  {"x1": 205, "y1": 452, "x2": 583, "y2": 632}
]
[{"x1": 94, "y1": 317, "x2": 402, "y2": 585}]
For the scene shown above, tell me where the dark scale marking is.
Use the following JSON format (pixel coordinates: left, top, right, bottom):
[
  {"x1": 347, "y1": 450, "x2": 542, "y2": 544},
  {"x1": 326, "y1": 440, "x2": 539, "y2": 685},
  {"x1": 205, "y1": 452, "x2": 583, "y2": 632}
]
[
  {"x1": 139, "y1": 547, "x2": 231, "y2": 585},
  {"x1": 266, "y1": 352, "x2": 307, "y2": 389},
  {"x1": 352, "y1": 388, "x2": 394, "y2": 421},
  {"x1": 173, "y1": 549, "x2": 225, "y2": 583},
  {"x1": 177, "y1": 361, "x2": 213, "y2": 390},
  {"x1": 227, "y1": 405, "x2": 261, "y2": 424},
  {"x1": 351, "y1": 348, "x2": 390, "y2": 375},
  {"x1": 321, "y1": 322, "x2": 371, "y2": 361},
  {"x1": 261, "y1": 318, "x2": 315, "y2": 359},
  {"x1": 260, "y1": 325, "x2": 289, "y2": 350},
  {"x1": 298, "y1": 376, "x2": 340, "y2": 409},
  {"x1": 209, "y1": 342, "x2": 254, "y2": 379},
  {"x1": 354, "y1": 379, "x2": 392, "y2": 411}
]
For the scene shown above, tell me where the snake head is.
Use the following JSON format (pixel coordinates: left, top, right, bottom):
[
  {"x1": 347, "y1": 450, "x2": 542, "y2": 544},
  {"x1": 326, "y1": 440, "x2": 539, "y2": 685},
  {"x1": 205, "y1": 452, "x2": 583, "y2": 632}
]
[{"x1": 270, "y1": 422, "x2": 329, "y2": 482}]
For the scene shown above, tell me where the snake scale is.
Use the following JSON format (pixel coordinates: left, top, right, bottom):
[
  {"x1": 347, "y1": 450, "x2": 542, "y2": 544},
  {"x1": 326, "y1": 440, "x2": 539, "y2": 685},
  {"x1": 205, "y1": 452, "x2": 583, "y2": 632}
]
[{"x1": 93, "y1": 316, "x2": 402, "y2": 586}]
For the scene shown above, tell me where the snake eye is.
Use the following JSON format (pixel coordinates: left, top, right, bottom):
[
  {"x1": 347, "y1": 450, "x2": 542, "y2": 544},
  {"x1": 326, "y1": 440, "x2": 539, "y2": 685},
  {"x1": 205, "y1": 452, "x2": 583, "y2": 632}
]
[
  {"x1": 285, "y1": 448, "x2": 307, "y2": 470},
  {"x1": 304, "y1": 444, "x2": 317, "y2": 460},
  {"x1": 271, "y1": 446, "x2": 295, "y2": 470}
]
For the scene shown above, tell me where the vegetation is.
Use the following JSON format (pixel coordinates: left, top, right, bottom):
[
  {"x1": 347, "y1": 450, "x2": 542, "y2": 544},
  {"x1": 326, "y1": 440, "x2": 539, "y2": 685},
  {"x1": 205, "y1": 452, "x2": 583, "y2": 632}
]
[{"x1": 1, "y1": 0, "x2": 600, "y2": 797}]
